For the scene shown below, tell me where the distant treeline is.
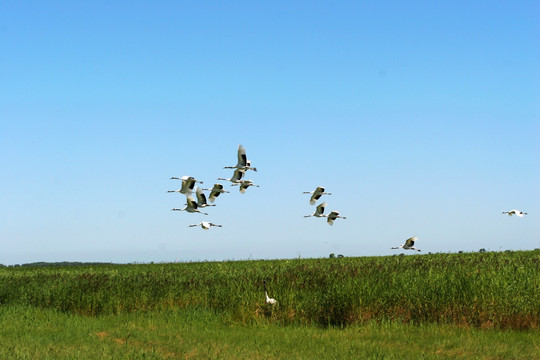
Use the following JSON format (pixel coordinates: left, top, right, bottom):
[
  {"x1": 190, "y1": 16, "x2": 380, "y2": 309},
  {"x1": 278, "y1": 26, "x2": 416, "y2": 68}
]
[
  {"x1": 0, "y1": 248, "x2": 509, "y2": 268},
  {"x1": 1, "y1": 262, "x2": 113, "y2": 268}
]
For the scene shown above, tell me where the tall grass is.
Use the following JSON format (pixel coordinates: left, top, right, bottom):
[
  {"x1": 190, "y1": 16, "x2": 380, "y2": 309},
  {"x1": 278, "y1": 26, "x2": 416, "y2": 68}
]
[{"x1": 0, "y1": 250, "x2": 538, "y2": 329}]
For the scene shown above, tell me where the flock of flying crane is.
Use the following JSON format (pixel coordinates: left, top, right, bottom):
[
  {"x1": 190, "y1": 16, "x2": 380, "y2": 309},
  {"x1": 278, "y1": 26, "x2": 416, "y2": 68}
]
[
  {"x1": 168, "y1": 144, "x2": 529, "y2": 253},
  {"x1": 167, "y1": 145, "x2": 348, "y2": 231}
]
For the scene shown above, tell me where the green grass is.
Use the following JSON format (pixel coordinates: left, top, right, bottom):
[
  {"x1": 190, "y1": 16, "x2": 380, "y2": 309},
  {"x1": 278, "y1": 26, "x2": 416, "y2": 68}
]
[
  {"x1": 1, "y1": 305, "x2": 538, "y2": 360},
  {"x1": 1, "y1": 250, "x2": 538, "y2": 329}
]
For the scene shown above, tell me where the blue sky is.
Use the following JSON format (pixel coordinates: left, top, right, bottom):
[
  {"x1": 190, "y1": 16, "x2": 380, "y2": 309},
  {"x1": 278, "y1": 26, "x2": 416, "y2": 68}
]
[{"x1": 1, "y1": 2, "x2": 538, "y2": 265}]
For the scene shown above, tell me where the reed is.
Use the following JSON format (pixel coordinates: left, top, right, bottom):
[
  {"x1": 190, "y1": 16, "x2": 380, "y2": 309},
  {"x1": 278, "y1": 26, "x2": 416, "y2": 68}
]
[{"x1": 0, "y1": 250, "x2": 538, "y2": 329}]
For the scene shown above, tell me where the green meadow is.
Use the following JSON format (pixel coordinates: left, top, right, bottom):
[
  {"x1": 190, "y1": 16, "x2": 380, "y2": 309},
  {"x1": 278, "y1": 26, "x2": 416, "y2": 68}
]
[{"x1": 0, "y1": 250, "x2": 538, "y2": 359}]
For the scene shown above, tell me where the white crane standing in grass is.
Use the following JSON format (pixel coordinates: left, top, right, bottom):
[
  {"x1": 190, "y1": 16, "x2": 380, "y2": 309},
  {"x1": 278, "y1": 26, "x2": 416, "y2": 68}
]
[
  {"x1": 195, "y1": 187, "x2": 216, "y2": 208},
  {"x1": 263, "y1": 280, "x2": 277, "y2": 305},
  {"x1": 224, "y1": 144, "x2": 257, "y2": 172},
  {"x1": 303, "y1": 186, "x2": 332, "y2": 205},
  {"x1": 232, "y1": 179, "x2": 260, "y2": 193},
  {"x1": 392, "y1": 236, "x2": 421, "y2": 252},
  {"x1": 171, "y1": 195, "x2": 208, "y2": 215},
  {"x1": 326, "y1": 211, "x2": 346, "y2": 225},
  {"x1": 304, "y1": 202, "x2": 327, "y2": 219},
  {"x1": 217, "y1": 168, "x2": 246, "y2": 184},
  {"x1": 168, "y1": 176, "x2": 203, "y2": 195},
  {"x1": 188, "y1": 222, "x2": 222, "y2": 230},
  {"x1": 203, "y1": 183, "x2": 230, "y2": 203},
  {"x1": 502, "y1": 209, "x2": 528, "y2": 217}
]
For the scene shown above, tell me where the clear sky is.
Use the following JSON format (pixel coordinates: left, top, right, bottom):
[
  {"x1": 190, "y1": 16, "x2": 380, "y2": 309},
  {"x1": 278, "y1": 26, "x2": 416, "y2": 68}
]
[{"x1": 1, "y1": 1, "x2": 538, "y2": 265}]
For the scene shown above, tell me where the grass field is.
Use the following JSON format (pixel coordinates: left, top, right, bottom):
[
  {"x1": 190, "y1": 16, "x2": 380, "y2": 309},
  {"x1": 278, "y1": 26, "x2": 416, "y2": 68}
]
[
  {"x1": 1, "y1": 305, "x2": 538, "y2": 359},
  {"x1": 0, "y1": 250, "x2": 539, "y2": 359}
]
